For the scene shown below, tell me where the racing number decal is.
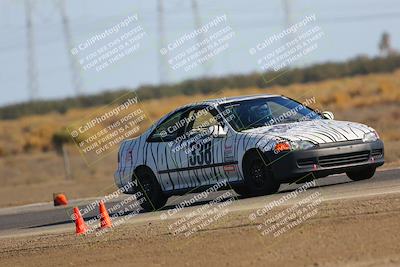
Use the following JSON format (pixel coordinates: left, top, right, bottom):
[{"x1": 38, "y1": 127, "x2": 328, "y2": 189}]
[
  {"x1": 203, "y1": 142, "x2": 212, "y2": 164},
  {"x1": 189, "y1": 141, "x2": 212, "y2": 166}
]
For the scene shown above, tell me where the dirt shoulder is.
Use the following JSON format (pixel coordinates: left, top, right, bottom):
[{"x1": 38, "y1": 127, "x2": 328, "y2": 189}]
[{"x1": 1, "y1": 193, "x2": 400, "y2": 267}]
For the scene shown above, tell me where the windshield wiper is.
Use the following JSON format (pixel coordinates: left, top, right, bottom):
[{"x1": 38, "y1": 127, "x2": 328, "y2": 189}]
[
  {"x1": 241, "y1": 123, "x2": 269, "y2": 131},
  {"x1": 274, "y1": 117, "x2": 302, "y2": 124}
]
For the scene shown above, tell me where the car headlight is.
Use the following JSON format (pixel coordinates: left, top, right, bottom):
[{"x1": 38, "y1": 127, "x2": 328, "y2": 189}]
[
  {"x1": 291, "y1": 140, "x2": 316, "y2": 150},
  {"x1": 274, "y1": 141, "x2": 291, "y2": 153},
  {"x1": 273, "y1": 140, "x2": 316, "y2": 153},
  {"x1": 363, "y1": 131, "x2": 379, "y2": 142}
]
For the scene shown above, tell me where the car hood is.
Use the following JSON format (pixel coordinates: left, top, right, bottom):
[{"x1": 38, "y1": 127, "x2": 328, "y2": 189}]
[{"x1": 242, "y1": 119, "x2": 373, "y2": 144}]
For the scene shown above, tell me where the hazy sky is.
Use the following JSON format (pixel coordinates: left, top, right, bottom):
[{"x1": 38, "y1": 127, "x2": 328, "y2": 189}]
[{"x1": 1, "y1": 0, "x2": 399, "y2": 106}]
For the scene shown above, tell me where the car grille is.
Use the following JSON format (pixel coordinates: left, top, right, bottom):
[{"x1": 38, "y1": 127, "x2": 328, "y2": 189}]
[
  {"x1": 297, "y1": 151, "x2": 371, "y2": 168},
  {"x1": 297, "y1": 158, "x2": 317, "y2": 167},
  {"x1": 371, "y1": 149, "x2": 383, "y2": 158},
  {"x1": 318, "y1": 151, "x2": 370, "y2": 167}
]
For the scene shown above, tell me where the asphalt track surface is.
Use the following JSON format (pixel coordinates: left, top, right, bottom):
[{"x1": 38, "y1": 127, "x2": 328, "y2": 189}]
[{"x1": 0, "y1": 168, "x2": 399, "y2": 237}]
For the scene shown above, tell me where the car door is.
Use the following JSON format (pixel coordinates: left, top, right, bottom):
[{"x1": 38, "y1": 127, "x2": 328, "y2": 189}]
[
  {"x1": 146, "y1": 108, "x2": 189, "y2": 192},
  {"x1": 175, "y1": 105, "x2": 235, "y2": 188}
]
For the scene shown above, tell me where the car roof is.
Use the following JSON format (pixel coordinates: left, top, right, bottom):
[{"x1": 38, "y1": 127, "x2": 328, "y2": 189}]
[
  {"x1": 154, "y1": 94, "x2": 283, "y2": 128},
  {"x1": 193, "y1": 94, "x2": 282, "y2": 107}
]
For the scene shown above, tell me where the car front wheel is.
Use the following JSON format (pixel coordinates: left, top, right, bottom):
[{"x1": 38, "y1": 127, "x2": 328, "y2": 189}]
[
  {"x1": 240, "y1": 151, "x2": 280, "y2": 197},
  {"x1": 134, "y1": 167, "x2": 168, "y2": 212},
  {"x1": 346, "y1": 166, "x2": 376, "y2": 181}
]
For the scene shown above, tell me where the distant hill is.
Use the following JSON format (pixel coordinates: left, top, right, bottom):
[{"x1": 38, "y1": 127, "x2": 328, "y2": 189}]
[{"x1": 1, "y1": 54, "x2": 400, "y2": 120}]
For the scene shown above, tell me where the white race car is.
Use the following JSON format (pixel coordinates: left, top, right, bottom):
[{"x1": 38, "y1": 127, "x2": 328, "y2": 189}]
[{"x1": 115, "y1": 95, "x2": 384, "y2": 211}]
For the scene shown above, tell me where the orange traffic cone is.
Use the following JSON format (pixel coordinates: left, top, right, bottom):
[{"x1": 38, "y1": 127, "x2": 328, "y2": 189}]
[
  {"x1": 73, "y1": 207, "x2": 87, "y2": 235},
  {"x1": 99, "y1": 201, "x2": 112, "y2": 229},
  {"x1": 53, "y1": 193, "x2": 68, "y2": 206}
]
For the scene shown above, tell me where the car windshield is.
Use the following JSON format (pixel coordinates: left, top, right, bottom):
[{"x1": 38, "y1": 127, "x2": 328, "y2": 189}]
[{"x1": 218, "y1": 96, "x2": 322, "y2": 131}]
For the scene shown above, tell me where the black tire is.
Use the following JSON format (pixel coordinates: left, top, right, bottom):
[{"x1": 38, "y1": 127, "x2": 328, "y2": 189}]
[
  {"x1": 232, "y1": 185, "x2": 251, "y2": 197},
  {"x1": 346, "y1": 167, "x2": 376, "y2": 181},
  {"x1": 134, "y1": 167, "x2": 168, "y2": 212},
  {"x1": 240, "y1": 151, "x2": 280, "y2": 196}
]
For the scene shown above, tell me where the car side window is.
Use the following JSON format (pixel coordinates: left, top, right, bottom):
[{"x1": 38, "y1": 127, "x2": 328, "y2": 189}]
[
  {"x1": 185, "y1": 108, "x2": 220, "y2": 135},
  {"x1": 148, "y1": 110, "x2": 186, "y2": 142}
]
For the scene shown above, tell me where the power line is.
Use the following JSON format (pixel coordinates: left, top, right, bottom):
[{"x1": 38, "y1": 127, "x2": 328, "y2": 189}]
[{"x1": 2, "y1": 10, "x2": 400, "y2": 54}]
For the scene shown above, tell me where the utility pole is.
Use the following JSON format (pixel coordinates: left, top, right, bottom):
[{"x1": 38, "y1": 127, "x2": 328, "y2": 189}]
[
  {"x1": 25, "y1": 0, "x2": 39, "y2": 101},
  {"x1": 191, "y1": 0, "x2": 209, "y2": 76},
  {"x1": 157, "y1": 0, "x2": 168, "y2": 84},
  {"x1": 58, "y1": 0, "x2": 83, "y2": 95},
  {"x1": 282, "y1": 0, "x2": 293, "y2": 44},
  {"x1": 283, "y1": 0, "x2": 301, "y2": 67}
]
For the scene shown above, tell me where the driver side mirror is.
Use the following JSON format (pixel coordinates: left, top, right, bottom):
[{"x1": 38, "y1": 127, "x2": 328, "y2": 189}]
[
  {"x1": 208, "y1": 125, "x2": 227, "y2": 138},
  {"x1": 322, "y1": 111, "x2": 334, "y2": 120}
]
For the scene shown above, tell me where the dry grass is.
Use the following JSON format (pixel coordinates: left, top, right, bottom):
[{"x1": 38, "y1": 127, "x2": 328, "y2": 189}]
[
  {"x1": 1, "y1": 70, "x2": 399, "y2": 156},
  {"x1": 0, "y1": 70, "x2": 399, "y2": 207}
]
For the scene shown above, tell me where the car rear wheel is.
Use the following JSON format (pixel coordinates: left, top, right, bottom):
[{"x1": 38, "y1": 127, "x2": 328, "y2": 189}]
[
  {"x1": 134, "y1": 167, "x2": 168, "y2": 212},
  {"x1": 346, "y1": 166, "x2": 376, "y2": 181},
  {"x1": 239, "y1": 151, "x2": 280, "y2": 197}
]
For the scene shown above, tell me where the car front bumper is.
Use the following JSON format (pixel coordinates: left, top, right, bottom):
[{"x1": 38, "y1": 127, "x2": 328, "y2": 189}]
[{"x1": 266, "y1": 139, "x2": 384, "y2": 182}]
